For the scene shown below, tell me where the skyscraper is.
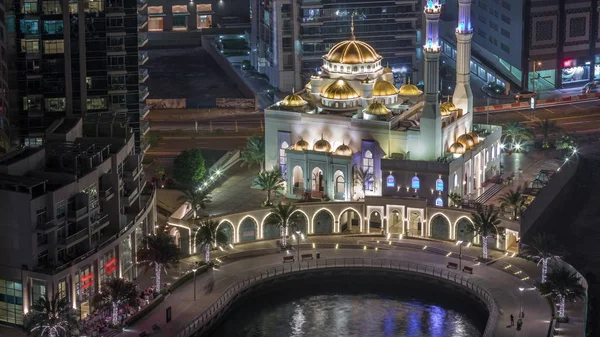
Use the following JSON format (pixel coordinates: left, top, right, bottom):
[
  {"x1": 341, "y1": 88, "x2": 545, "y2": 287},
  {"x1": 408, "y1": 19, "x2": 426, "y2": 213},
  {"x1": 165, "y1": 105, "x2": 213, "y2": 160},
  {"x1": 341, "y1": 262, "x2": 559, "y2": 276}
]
[{"x1": 7, "y1": 0, "x2": 149, "y2": 152}]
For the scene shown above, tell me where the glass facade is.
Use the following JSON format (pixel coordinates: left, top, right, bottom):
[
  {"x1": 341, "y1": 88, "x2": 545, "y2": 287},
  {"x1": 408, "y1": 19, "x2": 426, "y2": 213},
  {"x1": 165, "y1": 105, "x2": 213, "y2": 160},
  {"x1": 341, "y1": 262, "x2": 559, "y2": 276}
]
[
  {"x1": 0, "y1": 280, "x2": 23, "y2": 324},
  {"x1": 120, "y1": 237, "x2": 133, "y2": 280}
]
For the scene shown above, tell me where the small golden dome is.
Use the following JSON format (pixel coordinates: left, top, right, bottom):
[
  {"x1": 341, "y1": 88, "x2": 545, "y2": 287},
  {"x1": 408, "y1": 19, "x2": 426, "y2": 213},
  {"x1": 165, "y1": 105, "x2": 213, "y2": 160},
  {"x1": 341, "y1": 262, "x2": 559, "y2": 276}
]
[
  {"x1": 321, "y1": 80, "x2": 360, "y2": 100},
  {"x1": 280, "y1": 92, "x2": 307, "y2": 107},
  {"x1": 467, "y1": 131, "x2": 480, "y2": 140},
  {"x1": 324, "y1": 39, "x2": 382, "y2": 65},
  {"x1": 364, "y1": 101, "x2": 391, "y2": 115},
  {"x1": 440, "y1": 101, "x2": 458, "y2": 112},
  {"x1": 398, "y1": 82, "x2": 422, "y2": 97},
  {"x1": 449, "y1": 142, "x2": 466, "y2": 154},
  {"x1": 334, "y1": 143, "x2": 352, "y2": 156},
  {"x1": 383, "y1": 63, "x2": 393, "y2": 74},
  {"x1": 457, "y1": 134, "x2": 475, "y2": 149},
  {"x1": 440, "y1": 105, "x2": 450, "y2": 116},
  {"x1": 372, "y1": 80, "x2": 398, "y2": 96},
  {"x1": 313, "y1": 136, "x2": 331, "y2": 152},
  {"x1": 294, "y1": 138, "x2": 309, "y2": 151}
]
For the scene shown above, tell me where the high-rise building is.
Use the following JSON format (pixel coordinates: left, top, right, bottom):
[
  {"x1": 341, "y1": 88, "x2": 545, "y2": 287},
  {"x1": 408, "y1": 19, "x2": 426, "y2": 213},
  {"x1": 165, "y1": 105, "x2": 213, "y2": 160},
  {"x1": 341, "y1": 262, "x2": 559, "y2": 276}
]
[
  {"x1": 250, "y1": 0, "x2": 424, "y2": 92},
  {"x1": 7, "y1": 0, "x2": 150, "y2": 152},
  {"x1": 0, "y1": 2, "x2": 9, "y2": 153},
  {"x1": 441, "y1": 0, "x2": 599, "y2": 91},
  {"x1": 0, "y1": 116, "x2": 156, "y2": 324}
]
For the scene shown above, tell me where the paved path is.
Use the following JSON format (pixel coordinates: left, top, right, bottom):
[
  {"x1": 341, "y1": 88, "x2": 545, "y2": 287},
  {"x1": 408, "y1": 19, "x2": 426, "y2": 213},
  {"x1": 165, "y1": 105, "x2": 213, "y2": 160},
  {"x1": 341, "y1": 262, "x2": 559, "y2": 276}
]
[{"x1": 120, "y1": 236, "x2": 575, "y2": 337}]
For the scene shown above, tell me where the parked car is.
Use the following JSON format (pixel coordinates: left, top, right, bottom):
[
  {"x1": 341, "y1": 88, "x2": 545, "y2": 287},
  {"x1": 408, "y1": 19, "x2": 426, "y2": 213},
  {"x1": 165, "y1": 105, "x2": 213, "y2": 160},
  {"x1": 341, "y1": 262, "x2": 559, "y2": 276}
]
[{"x1": 515, "y1": 91, "x2": 537, "y2": 101}]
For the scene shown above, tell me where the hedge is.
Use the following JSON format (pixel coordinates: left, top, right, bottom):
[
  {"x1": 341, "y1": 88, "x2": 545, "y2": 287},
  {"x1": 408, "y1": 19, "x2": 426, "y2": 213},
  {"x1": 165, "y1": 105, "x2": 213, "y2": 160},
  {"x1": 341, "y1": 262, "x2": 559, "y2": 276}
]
[{"x1": 125, "y1": 294, "x2": 165, "y2": 327}]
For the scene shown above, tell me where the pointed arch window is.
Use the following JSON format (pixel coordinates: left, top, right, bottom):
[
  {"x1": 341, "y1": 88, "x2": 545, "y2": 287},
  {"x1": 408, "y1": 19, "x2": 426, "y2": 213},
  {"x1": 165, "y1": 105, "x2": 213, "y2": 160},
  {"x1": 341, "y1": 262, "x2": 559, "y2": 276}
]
[
  {"x1": 279, "y1": 141, "x2": 289, "y2": 175},
  {"x1": 411, "y1": 175, "x2": 420, "y2": 189},
  {"x1": 386, "y1": 174, "x2": 395, "y2": 187},
  {"x1": 436, "y1": 178, "x2": 444, "y2": 191},
  {"x1": 435, "y1": 197, "x2": 443, "y2": 206}
]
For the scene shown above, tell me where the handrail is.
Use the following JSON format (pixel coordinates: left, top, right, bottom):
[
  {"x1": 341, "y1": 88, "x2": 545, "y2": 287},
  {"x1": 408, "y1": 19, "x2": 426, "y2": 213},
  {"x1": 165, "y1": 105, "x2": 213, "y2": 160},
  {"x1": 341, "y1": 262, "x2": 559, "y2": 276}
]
[{"x1": 175, "y1": 258, "x2": 498, "y2": 337}]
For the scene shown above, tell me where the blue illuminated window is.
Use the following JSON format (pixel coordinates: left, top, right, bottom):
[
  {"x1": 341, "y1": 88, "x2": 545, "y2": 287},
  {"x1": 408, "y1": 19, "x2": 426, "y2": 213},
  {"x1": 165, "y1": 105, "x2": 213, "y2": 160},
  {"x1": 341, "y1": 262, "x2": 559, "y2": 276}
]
[
  {"x1": 20, "y1": 20, "x2": 39, "y2": 35},
  {"x1": 436, "y1": 178, "x2": 444, "y2": 191},
  {"x1": 435, "y1": 197, "x2": 443, "y2": 206},
  {"x1": 386, "y1": 175, "x2": 395, "y2": 187},
  {"x1": 411, "y1": 175, "x2": 420, "y2": 189}
]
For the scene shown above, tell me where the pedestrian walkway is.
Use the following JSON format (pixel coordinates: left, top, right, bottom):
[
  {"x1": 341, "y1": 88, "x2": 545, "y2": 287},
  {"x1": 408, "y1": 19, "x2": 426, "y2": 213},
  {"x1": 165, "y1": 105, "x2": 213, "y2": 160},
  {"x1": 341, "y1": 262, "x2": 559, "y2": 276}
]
[{"x1": 120, "y1": 235, "x2": 586, "y2": 337}]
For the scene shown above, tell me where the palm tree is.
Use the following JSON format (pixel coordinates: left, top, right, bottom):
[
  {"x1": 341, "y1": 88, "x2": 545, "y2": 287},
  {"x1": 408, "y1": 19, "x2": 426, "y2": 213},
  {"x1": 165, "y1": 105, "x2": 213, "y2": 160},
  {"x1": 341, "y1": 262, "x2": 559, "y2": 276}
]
[
  {"x1": 353, "y1": 165, "x2": 374, "y2": 199},
  {"x1": 524, "y1": 233, "x2": 565, "y2": 283},
  {"x1": 468, "y1": 204, "x2": 503, "y2": 259},
  {"x1": 255, "y1": 169, "x2": 284, "y2": 206},
  {"x1": 195, "y1": 219, "x2": 228, "y2": 262},
  {"x1": 240, "y1": 136, "x2": 265, "y2": 171},
  {"x1": 448, "y1": 192, "x2": 462, "y2": 208},
  {"x1": 498, "y1": 185, "x2": 527, "y2": 219},
  {"x1": 93, "y1": 278, "x2": 137, "y2": 325},
  {"x1": 534, "y1": 118, "x2": 562, "y2": 148},
  {"x1": 178, "y1": 189, "x2": 211, "y2": 219},
  {"x1": 268, "y1": 202, "x2": 300, "y2": 248},
  {"x1": 538, "y1": 267, "x2": 586, "y2": 319},
  {"x1": 137, "y1": 232, "x2": 180, "y2": 291},
  {"x1": 25, "y1": 294, "x2": 78, "y2": 337},
  {"x1": 502, "y1": 121, "x2": 533, "y2": 149}
]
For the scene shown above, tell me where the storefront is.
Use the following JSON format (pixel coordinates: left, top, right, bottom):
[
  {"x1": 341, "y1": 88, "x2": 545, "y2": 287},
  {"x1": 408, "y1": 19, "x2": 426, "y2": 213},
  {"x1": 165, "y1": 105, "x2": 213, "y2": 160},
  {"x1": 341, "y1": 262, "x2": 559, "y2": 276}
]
[
  {"x1": 595, "y1": 55, "x2": 600, "y2": 81},
  {"x1": 172, "y1": 5, "x2": 190, "y2": 30},
  {"x1": 561, "y1": 58, "x2": 591, "y2": 85},
  {"x1": 148, "y1": 6, "x2": 165, "y2": 31},
  {"x1": 76, "y1": 265, "x2": 95, "y2": 319}
]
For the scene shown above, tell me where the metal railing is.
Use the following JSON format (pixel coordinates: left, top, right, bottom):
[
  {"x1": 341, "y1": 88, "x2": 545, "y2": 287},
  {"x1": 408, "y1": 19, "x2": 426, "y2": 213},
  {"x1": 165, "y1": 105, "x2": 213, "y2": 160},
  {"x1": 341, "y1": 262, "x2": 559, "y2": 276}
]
[
  {"x1": 175, "y1": 258, "x2": 498, "y2": 337},
  {"x1": 57, "y1": 228, "x2": 88, "y2": 246}
]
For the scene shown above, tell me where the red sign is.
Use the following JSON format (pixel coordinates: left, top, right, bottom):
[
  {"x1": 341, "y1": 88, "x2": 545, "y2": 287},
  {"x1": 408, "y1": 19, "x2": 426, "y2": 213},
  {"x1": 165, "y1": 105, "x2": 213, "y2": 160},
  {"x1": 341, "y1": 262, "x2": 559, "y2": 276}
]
[
  {"x1": 81, "y1": 273, "x2": 94, "y2": 290},
  {"x1": 105, "y1": 258, "x2": 117, "y2": 275}
]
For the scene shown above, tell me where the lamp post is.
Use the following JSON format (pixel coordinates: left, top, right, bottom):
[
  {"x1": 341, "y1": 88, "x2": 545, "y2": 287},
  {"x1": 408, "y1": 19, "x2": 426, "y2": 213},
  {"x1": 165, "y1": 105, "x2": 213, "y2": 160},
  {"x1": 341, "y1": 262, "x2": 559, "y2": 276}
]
[
  {"x1": 192, "y1": 263, "x2": 199, "y2": 301},
  {"x1": 530, "y1": 59, "x2": 542, "y2": 117},
  {"x1": 455, "y1": 239, "x2": 472, "y2": 271},
  {"x1": 295, "y1": 230, "x2": 302, "y2": 262},
  {"x1": 518, "y1": 287, "x2": 525, "y2": 318}
]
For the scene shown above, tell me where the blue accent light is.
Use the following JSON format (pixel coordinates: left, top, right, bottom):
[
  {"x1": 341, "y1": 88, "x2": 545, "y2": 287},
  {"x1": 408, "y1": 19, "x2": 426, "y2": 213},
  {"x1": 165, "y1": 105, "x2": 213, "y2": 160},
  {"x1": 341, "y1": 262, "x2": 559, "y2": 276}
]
[
  {"x1": 436, "y1": 178, "x2": 444, "y2": 191},
  {"x1": 387, "y1": 175, "x2": 395, "y2": 187},
  {"x1": 435, "y1": 197, "x2": 443, "y2": 206},
  {"x1": 411, "y1": 176, "x2": 420, "y2": 189}
]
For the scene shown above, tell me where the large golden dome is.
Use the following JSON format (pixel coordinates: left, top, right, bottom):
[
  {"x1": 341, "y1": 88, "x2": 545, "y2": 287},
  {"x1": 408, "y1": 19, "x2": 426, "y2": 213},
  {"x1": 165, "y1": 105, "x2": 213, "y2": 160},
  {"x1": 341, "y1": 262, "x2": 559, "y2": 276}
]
[
  {"x1": 313, "y1": 136, "x2": 331, "y2": 152},
  {"x1": 449, "y1": 142, "x2": 466, "y2": 154},
  {"x1": 334, "y1": 143, "x2": 352, "y2": 156},
  {"x1": 321, "y1": 80, "x2": 360, "y2": 100},
  {"x1": 364, "y1": 101, "x2": 391, "y2": 115},
  {"x1": 280, "y1": 92, "x2": 307, "y2": 107},
  {"x1": 325, "y1": 39, "x2": 381, "y2": 65},
  {"x1": 294, "y1": 138, "x2": 309, "y2": 151},
  {"x1": 373, "y1": 80, "x2": 398, "y2": 96},
  {"x1": 457, "y1": 134, "x2": 475, "y2": 149},
  {"x1": 398, "y1": 82, "x2": 422, "y2": 97}
]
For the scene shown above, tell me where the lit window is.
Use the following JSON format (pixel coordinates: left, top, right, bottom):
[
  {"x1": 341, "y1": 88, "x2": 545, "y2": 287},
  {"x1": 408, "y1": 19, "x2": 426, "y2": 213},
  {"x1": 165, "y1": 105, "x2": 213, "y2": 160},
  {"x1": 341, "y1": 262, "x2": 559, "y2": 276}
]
[
  {"x1": 85, "y1": 0, "x2": 104, "y2": 13},
  {"x1": 45, "y1": 97, "x2": 66, "y2": 111},
  {"x1": 386, "y1": 174, "x2": 395, "y2": 187},
  {"x1": 20, "y1": 19, "x2": 39, "y2": 35},
  {"x1": 43, "y1": 40, "x2": 64, "y2": 54},
  {"x1": 42, "y1": 1, "x2": 62, "y2": 14},
  {"x1": 196, "y1": 4, "x2": 212, "y2": 12},
  {"x1": 453, "y1": 173, "x2": 458, "y2": 188},
  {"x1": 23, "y1": 0, "x2": 38, "y2": 14},
  {"x1": 148, "y1": 6, "x2": 163, "y2": 14},
  {"x1": 86, "y1": 97, "x2": 107, "y2": 110},
  {"x1": 435, "y1": 197, "x2": 443, "y2": 206},
  {"x1": 43, "y1": 20, "x2": 64, "y2": 35},
  {"x1": 279, "y1": 141, "x2": 288, "y2": 175},
  {"x1": 363, "y1": 150, "x2": 374, "y2": 191},
  {"x1": 436, "y1": 178, "x2": 444, "y2": 191},
  {"x1": 20, "y1": 39, "x2": 40, "y2": 53},
  {"x1": 411, "y1": 175, "x2": 420, "y2": 189}
]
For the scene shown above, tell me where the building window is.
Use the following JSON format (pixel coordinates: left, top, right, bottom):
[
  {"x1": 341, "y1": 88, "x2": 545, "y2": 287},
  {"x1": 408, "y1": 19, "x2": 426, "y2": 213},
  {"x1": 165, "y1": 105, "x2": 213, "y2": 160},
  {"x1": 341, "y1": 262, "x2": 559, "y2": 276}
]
[
  {"x1": 37, "y1": 232, "x2": 48, "y2": 247},
  {"x1": 453, "y1": 173, "x2": 458, "y2": 188},
  {"x1": 279, "y1": 141, "x2": 288, "y2": 175},
  {"x1": 196, "y1": 4, "x2": 211, "y2": 12},
  {"x1": 411, "y1": 175, "x2": 420, "y2": 189},
  {"x1": 86, "y1": 97, "x2": 107, "y2": 110},
  {"x1": 386, "y1": 174, "x2": 395, "y2": 187},
  {"x1": 57, "y1": 279, "x2": 67, "y2": 300},
  {"x1": 37, "y1": 250, "x2": 48, "y2": 266},
  {"x1": 500, "y1": 14, "x2": 510, "y2": 24},
  {"x1": 42, "y1": 1, "x2": 62, "y2": 14},
  {"x1": 85, "y1": 0, "x2": 104, "y2": 13},
  {"x1": 535, "y1": 21, "x2": 553, "y2": 41},
  {"x1": 500, "y1": 43, "x2": 510, "y2": 53},
  {"x1": 148, "y1": 6, "x2": 163, "y2": 14},
  {"x1": 501, "y1": 28, "x2": 510, "y2": 38},
  {"x1": 20, "y1": 39, "x2": 40, "y2": 53},
  {"x1": 435, "y1": 197, "x2": 443, "y2": 206},
  {"x1": 20, "y1": 19, "x2": 39, "y2": 35},
  {"x1": 43, "y1": 20, "x2": 64, "y2": 35},
  {"x1": 569, "y1": 17, "x2": 586, "y2": 38},
  {"x1": 43, "y1": 40, "x2": 64, "y2": 54},
  {"x1": 23, "y1": 0, "x2": 39, "y2": 14},
  {"x1": 56, "y1": 200, "x2": 66, "y2": 219},
  {"x1": 0, "y1": 280, "x2": 24, "y2": 325},
  {"x1": 436, "y1": 178, "x2": 444, "y2": 191},
  {"x1": 363, "y1": 150, "x2": 374, "y2": 191},
  {"x1": 45, "y1": 97, "x2": 66, "y2": 111}
]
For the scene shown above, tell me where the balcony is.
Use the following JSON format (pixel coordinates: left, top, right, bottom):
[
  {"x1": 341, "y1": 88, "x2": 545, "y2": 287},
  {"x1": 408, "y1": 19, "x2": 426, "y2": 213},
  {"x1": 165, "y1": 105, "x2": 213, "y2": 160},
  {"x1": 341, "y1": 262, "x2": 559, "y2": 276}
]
[
  {"x1": 106, "y1": 4, "x2": 125, "y2": 15},
  {"x1": 36, "y1": 218, "x2": 57, "y2": 233},
  {"x1": 107, "y1": 44, "x2": 126, "y2": 54},
  {"x1": 109, "y1": 102, "x2": 127, "y2": 111},
  {"x1": 138, "y1": 33, "x2": 148, "y2": 47},
  {"x1": 138, "y1": 0, "x2": 147, "y2": 11},
  {"x1": 138, "y1": 15, "x2": 148, "y2": 29},
  {"x1": 91, "y1": 213, "x2": 110, "y2": 233},
  {"x1": 139, "y1": 51, "x2": 149, "y2": 65},
  {"x1": 107, "y1": 25, "x2": 125, "y2": 34},
  {"x1": 57, "y1": 228, "x2": 89, "y2": 247},
  {"x1": 100, "y1": 186, "x2": 114, "y2": 201},
  {"x1": 139, "y1": 68, "x2": 149, "y2": 83},
  {"x1": 122, "y1": 187, "x2": 139, "y2": 207},
  {"x1": 141, "y1": 119, "x2": 150, "y2": 135},
  {"x1": 140, "y1": 103, "x2": 150, "y2": 119},
  {"x1": 108, "y1": 82, "x2": 127, "y2": 93},
  {"x1": 107, "y1": 63, "x2": 126, "y2": 72},
  {"x1": 139, "y1": 85, "x2": 149, "y2": 101},
  {"x1": 68, "y1": 205, "x2": 88, "y2": 222},
  {"x1": 124, "y1": 166, "x2": 140, "y2": 182}
]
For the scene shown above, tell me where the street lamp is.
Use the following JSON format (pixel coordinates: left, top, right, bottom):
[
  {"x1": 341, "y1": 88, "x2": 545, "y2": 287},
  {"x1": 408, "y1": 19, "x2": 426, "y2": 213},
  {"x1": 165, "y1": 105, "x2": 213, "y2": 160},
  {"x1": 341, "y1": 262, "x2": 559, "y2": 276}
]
[
  {"x1": 192, "y1": 263, "x2": 199, "y2": 301},
  {"x1": 455, "y1": 240, "x2": 471, "y2": 270},
  {"x1": 518, "y1": 287, "x2": 525, "y2": 318}
]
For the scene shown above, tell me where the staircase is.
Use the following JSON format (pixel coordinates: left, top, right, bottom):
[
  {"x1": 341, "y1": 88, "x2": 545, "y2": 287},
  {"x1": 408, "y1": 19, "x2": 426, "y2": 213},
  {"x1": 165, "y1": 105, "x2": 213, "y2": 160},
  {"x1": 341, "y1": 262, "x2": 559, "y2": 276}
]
[{"x1": 473, "y1": 183, "x2": 502, "y2": 204}]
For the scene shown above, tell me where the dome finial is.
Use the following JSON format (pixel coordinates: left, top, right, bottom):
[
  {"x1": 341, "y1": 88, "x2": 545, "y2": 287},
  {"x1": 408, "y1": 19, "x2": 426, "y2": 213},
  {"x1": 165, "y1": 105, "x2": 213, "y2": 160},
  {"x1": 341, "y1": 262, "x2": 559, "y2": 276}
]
[
  {"x1": 350, "y1": 12, "x2": 356, "y2": 40},
  {"x1": 292, "y1": 87, "x2": 295, "y2": 94}
]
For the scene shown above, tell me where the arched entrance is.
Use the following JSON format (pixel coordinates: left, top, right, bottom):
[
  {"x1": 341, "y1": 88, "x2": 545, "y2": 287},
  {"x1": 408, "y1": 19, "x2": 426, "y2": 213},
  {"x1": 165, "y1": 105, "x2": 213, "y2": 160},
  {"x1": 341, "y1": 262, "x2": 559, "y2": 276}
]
[
  {"x1": 333, "y1": 170, "x2": 345, "y2": 200},
  {"x1": 455, "y1": 218, "x2": 474, "y2": 243},
  {"x1": 289, "y1": 211, "x2": 308, "y2": 234},
  {"x1": 279, "y1": 141, "x2": 289, "y2": 175},
  {"x1": 388, "y1": 210, "x2": 402, "y2": 234},
  {"x1": 263, "y1": 214, "x2": 280, "y2": 240},
  {"x1": 312, "y1": 167, "x2": 324, "y2": 195},
  {"x1": 217, "y1": 221, "x2": 234, "y2": 245},
  {"x1": 369, "y1": 211, "x2": 382, "y2": 233},
  {"x1": 430, "y1": 215, "x2": 450, "y2": 240},
  {"x1": 292, "y1": 166, "x2": 303, "y2": 196},
  {"x1": 407, "y1": 211, "x2": 422, "y2": 236},
  {"x1": 169, "y1": 227, "x2": 181, "y2": 248},
  {"x1": 239, "y1": 217, "x2": 257, "y2": 242},
  {"x1": 339, "y1": 209, "x2": 360, "y2": 233},
  {"x1": 313, "y1": 210, "x2": 333, "y2": 234}
]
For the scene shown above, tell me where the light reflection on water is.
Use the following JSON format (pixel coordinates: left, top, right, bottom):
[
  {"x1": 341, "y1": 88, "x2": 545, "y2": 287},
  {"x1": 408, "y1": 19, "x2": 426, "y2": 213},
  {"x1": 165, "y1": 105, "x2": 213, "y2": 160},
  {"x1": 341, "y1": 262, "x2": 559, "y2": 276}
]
[{"x1": 211, "y1": 293, "x2": 482, "y2": 337}]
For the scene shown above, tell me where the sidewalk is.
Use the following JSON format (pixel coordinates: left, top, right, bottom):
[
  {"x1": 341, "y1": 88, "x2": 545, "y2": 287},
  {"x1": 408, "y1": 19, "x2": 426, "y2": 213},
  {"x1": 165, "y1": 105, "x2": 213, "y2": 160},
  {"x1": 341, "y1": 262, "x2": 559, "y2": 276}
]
[{"x1": 121, "y1": 236, "x2": 568, "y2": 337}]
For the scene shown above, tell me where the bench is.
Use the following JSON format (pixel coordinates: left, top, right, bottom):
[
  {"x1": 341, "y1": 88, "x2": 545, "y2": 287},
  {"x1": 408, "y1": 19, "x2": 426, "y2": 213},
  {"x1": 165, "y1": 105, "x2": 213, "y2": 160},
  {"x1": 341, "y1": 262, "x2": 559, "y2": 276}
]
[
  {"x1": 139, "y1": 332, "x2": 148, "y2": 337},
  {"x1": 283, "y1": 256, "x2": 295, "y2": 263},
  {"x1": 301, "y1": 253, "x2": 313, "y2": 260},
  {"x1": 447, "y1": 262, "x2": 458, "y2": 270},
  {"x1": 463, "y1": 266, "x2": 473, "y2": 274}
]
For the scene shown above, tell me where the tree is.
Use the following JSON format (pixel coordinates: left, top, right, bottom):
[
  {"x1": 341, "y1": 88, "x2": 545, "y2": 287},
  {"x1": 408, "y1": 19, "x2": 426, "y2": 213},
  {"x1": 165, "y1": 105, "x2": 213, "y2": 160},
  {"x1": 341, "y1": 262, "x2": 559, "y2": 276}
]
[
  {"x1": 502, "y1": 121, "x2": 533, "y2": 149},
  {"x1": 93, "y1": 278, "x2": 137, "y2": 325},
  {"x1": 268, "y1": 202, "x2": 300, "y2": 248},
  {"x1": 240, "y1": 136, "x2": 265, "y2": 171},
  {"x1": 538, "y1": 267, "x2": 586, "y2": 319},
  {"x1": 448, "y1": 192, "x2": 462, "y2": 208},
  {"x1": 498, "y1": 185, "x2": 527, "y2": 219},
  {"x1": 468, "y1": 204, "x2": 503, "y2": 259},
  {"x1": 353, "y1": 165, "x2": 374, "y2": 199},
  {"x1": 178, "y1": 189, "x2": 211, "y2": 219},
  {"x1": 254, "y1": 169, "x2": 284, "y2": 206},
  {"x1": 524, "y1": 233, "x2": 565, "y2": 283},
  {"x1": 534, "y1": 118, "x2": 562, "y2": 148},
  {"x1": 173, "y1": 149, "x2": 206, "y2": 187},
  {"x1": 25, "y1": 294, "x2": 78, "y2": 337},
  {"x1": 137, "y1": 232, "x2": 180, "y2": 291},
  {"x1": 195, "y1": 219, "x2": 228, "y2": 262}
]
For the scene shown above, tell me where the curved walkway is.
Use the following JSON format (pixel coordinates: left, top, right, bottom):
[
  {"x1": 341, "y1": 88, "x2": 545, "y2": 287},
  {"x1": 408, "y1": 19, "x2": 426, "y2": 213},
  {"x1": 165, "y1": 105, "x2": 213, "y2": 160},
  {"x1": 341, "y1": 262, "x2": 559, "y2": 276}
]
[{"x1": 121, "y1": 237, "x2": 556, "y2": 337}]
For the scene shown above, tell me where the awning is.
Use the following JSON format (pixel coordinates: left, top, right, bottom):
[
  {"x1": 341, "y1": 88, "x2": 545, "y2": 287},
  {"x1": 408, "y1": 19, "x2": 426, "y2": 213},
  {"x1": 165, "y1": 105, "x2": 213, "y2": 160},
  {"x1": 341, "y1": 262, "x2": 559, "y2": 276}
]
[
  {"x1": 149, "y1": 13, "x2": 166, "y2": 17},
  {"x1": 173, "y1": 12, "x2": 190, "y2": 16}
]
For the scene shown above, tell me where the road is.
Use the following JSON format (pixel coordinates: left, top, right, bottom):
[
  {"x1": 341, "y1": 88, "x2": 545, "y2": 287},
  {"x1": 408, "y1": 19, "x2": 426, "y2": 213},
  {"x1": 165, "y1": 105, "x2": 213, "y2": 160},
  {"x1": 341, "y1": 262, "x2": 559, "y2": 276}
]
[{"x1": 149, "y1": 113, "x2": 263, "y2": 132}]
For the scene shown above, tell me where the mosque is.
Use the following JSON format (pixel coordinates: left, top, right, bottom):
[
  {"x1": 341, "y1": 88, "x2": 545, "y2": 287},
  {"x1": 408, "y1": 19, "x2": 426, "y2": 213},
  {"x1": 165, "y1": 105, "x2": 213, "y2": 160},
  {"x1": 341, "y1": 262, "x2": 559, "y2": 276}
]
[{"x1": 264, "y1": 0, "x2": 502, "y2": 207}]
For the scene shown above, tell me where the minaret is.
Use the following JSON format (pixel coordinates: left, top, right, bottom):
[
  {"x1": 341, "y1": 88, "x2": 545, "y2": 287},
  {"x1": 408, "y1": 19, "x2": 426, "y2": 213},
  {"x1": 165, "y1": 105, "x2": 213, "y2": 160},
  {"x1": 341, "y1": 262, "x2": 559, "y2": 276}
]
[
  {"x1": 419, "y1": 0, "x2": 443, "y2": 160},
  {"x1": 453, "y1": 0, "x2": 474, "y2": 129}
]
